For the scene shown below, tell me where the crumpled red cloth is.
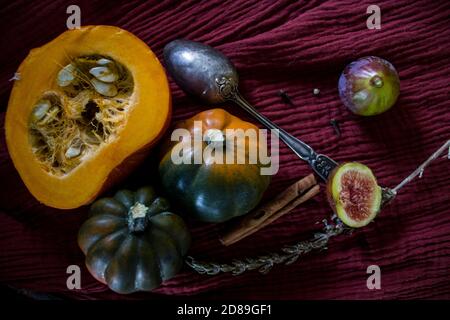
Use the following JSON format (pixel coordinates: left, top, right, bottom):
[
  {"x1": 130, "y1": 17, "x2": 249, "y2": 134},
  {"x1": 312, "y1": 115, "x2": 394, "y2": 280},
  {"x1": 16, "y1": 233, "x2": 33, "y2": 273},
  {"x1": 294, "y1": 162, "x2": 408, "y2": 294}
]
[{"x1": 0, "y1": 0, "x2": 449, "y2": 299}]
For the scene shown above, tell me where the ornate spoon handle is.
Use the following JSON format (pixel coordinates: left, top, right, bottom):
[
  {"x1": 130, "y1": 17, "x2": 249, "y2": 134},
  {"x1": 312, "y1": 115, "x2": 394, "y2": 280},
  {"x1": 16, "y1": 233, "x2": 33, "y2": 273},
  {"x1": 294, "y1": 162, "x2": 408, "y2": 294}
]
[
  {"x1": 231, "y1": 89, "x2": 338, "y2": 181},
  {"x1": 215, "y1": 76, "x2": 337, "y2": 181}
]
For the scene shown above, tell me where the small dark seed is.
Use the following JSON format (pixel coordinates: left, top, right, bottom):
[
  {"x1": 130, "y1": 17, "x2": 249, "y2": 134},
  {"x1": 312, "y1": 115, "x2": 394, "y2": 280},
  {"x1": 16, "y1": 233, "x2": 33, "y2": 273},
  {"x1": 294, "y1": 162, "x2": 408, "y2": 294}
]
[
  {"x1": 330, "y1": 119, "x2": 341, "y2": 138},
  {"x1": 277, "y1": 90, "x2": 294, "y2": 105}
]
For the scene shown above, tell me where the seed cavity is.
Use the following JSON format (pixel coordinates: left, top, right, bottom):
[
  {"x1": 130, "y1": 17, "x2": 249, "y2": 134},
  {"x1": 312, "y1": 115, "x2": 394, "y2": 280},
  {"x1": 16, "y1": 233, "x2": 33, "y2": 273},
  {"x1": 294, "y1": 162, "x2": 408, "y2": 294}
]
[{"x1": 28, "y1": 55, "x2": 134, "y2": 176}]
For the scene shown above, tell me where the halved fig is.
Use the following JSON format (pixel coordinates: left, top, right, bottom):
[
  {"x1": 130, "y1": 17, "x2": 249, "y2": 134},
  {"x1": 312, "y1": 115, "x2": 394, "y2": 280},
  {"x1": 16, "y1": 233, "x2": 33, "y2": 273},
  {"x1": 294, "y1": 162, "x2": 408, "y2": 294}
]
[{"x1": 327, "y1": 162, "x2": 382, "y2": 228}]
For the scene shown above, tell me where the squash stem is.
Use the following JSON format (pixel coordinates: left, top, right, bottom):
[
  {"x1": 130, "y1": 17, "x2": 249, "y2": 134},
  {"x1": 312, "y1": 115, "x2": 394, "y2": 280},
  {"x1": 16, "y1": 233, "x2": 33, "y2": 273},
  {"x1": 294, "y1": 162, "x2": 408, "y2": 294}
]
[{"x1": 128, "y1": 202, "x2": 149, "y2": 233}]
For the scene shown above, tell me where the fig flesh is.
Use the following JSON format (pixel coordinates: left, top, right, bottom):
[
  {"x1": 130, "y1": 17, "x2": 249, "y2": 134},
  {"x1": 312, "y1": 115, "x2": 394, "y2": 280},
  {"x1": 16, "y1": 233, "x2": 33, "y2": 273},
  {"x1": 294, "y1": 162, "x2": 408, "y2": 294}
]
[
  {"x1": 327, "y1": 162, "x2": 382, "y2": 228},
  {"x1": 338, "y1": 56, "x2": 400, "y2": 116}
]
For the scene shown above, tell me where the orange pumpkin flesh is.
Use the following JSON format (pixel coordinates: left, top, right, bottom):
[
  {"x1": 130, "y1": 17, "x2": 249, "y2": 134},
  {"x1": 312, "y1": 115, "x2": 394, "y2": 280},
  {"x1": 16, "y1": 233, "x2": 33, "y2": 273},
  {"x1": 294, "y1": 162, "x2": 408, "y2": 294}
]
[{"x1": 5, "y1": 26, "x2": 171, "y2": 209}]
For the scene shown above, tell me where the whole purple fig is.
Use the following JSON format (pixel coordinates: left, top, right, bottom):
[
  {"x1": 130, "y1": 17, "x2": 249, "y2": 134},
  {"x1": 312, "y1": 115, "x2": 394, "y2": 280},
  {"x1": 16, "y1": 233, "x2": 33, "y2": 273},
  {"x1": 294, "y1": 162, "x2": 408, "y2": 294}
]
[{"x1": 338, "y1": 56, "x2": 400, "y2": 116}]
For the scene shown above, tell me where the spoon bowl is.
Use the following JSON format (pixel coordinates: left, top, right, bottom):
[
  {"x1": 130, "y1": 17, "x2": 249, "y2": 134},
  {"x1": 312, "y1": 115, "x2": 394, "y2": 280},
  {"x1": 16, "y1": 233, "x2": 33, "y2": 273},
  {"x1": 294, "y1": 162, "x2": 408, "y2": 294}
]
[{"x1": 164, "y1": 40, "x2": 238, "y2": 104}]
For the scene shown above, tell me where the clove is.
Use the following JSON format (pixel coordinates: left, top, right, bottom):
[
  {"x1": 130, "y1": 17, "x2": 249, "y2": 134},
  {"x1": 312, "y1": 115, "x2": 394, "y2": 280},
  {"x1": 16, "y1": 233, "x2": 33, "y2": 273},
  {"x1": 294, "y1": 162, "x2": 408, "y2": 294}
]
[
  {"x1": 330, "y1": 119, "x2": 341, "y2": 138},
  {"x1": 277, "y1": 90, "x2": 294, "y2": 105}
]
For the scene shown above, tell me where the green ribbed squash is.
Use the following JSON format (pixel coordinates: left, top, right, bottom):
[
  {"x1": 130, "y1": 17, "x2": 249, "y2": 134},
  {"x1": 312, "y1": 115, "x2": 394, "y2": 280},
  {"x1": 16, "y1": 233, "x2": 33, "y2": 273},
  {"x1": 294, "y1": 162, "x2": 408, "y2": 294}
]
[
  {"x1": 78, "y1": 186, "x2": 190, "y2": 294},
  {"x1": 159, "y1": 108, "x2": 271, "y2": 223}
]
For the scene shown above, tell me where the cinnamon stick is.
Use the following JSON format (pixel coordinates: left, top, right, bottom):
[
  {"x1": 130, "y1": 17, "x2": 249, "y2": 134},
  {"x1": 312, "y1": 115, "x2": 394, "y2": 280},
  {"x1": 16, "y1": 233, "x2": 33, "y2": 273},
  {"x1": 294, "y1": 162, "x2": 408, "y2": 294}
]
[{"x1": 220, "y1": 174, "x2": 319, "y2": 246}]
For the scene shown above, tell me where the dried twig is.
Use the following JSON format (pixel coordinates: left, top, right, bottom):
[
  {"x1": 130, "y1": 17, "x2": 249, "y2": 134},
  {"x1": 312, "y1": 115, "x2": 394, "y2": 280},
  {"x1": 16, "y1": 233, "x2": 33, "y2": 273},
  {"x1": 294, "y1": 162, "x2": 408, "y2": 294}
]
[
  {"x1": 278, "y1": 90, "x2": 294, "y2": 105},
  {"x1": 392, "y1": 139, "x2": 450, "y2": 194},
  {"x1": 186, "y1": 216, "x2": 348, "y2": 276}
]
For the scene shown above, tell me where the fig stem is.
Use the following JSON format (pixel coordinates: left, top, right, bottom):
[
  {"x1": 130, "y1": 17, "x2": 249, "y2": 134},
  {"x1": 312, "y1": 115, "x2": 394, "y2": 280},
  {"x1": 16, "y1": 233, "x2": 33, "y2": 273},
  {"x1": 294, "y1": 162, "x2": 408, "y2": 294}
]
[
  {"x1": 370, "y1": 75, "x2": 384, "y2": 88},
  {"x1": 392, "y1": 139, "x2": 450, "y2": 193}
]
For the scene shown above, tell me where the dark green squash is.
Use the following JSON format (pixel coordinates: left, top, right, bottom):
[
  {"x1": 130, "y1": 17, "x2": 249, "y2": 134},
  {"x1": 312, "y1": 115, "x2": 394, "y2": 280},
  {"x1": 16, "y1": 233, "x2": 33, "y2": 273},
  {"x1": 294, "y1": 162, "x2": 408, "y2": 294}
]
[
  {"x1": 78, "y1": 186, "x2": 190, "y2": 294},
  {"x1": 159, "y1": 108, "x2": 271, "y2": 223}
]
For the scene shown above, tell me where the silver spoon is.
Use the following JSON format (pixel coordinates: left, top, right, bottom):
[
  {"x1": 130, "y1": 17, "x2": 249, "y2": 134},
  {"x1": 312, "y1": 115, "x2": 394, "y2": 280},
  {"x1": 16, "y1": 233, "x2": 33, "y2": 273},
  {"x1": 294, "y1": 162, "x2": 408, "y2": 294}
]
[{"x1": 164, "y1": 39, "x2": 338, "y2": 182}]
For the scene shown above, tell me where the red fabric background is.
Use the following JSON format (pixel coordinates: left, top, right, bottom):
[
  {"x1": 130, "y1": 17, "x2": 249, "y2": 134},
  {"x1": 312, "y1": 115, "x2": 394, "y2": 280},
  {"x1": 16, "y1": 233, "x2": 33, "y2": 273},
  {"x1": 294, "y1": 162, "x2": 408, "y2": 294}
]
[{"x1": 0, "y1": 0, "x2": 449, "y2": 299}]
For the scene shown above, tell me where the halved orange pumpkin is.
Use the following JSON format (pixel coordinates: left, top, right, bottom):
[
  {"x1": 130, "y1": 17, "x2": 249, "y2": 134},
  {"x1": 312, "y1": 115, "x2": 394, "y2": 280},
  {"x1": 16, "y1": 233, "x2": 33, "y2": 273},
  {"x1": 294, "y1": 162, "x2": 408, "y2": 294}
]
[{"x1": 5, "y1": 26, "x2": 171, "y2": 209}]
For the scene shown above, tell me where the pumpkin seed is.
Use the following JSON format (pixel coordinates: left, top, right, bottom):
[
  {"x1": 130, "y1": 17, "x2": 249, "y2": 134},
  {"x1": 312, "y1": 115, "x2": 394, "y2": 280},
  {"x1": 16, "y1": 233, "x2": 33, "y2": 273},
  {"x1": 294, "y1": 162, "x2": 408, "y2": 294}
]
[
  {"x1": 89, "y1": 66, "x2": 118, "y2": 83},
  {"x1": 65, "y1": 145, "x2": 81, "y2": 159},
  {"x1": 97, "y1": 58, "x2": 113, "y2": 66},
  {"x1": 65, "y1": 139, "x2": 83, "y2": 159},
  {"x1": 31, "y1": 99, "x2": 51, "y2": 122},
  {"x1": 91, "y1": 78, "x2": 118, "y2": 97},
  {"x1": 57, "y1": 64, "x2": 76, "y2": 87},
  {"x1": 39, "y1": 105, "x2": 60, "y2": 125}
]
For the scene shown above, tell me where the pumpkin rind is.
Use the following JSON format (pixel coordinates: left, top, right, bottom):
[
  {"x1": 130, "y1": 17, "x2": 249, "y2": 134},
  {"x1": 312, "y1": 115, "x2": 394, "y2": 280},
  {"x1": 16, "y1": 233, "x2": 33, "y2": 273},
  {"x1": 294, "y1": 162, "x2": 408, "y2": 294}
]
[
  {"x1": 78, "y1": 186, "x2": 190, "y2": 294},
  {"x1": 5, "y1": 26, "x2": 171, "y2": 209},
  {"x1": 159, "y1": 108, "x2": 271, "y2": 223}
]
